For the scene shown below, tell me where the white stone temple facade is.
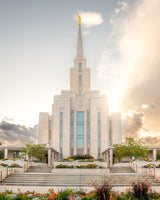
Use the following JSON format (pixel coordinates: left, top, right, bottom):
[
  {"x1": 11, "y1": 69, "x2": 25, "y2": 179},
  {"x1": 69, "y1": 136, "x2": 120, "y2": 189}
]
[{"x1": 38, "y1": 22, "x2": 122, "y2": 159}]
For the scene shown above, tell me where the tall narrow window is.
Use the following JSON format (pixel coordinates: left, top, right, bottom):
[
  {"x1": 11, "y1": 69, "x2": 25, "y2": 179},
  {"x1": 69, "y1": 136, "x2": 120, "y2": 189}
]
[
  {"x1": 109, "y1": 120, "x2": 112, "y2": 146},
  {"x1": 98, "y1": 112, "x2": 101, "y2": 158},
  {"x1": 77, "y1": 112, "x2": 84, "y2": 154},
  {"x1": 87, "y1": 112, "x2": 90, "y2": 154},
  {"x1": 79, "y1": 75, "x2": 82, "y2": 96},
  {"x1": 79, "y1": 63, "x2": 82, "y2": 72},
  {"x1": 49, "y1": 120, "x2": 52, "y2": 146},
  {"x1": 71, "y1": 111, "x2": 74, "y2": 155},
  {"x1": 60, "y1": 112, "x2": 63, "y2": 159}
]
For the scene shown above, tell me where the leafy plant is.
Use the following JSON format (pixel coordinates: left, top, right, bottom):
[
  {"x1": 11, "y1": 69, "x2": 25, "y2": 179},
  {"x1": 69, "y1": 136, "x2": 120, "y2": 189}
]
[
  {"x1": 157, "y1": 151, "x2": 160, "y2": 160},
  {"x1": 132, "y1": 180, "x2": 150, "y2": 199},
  {"x1": 91, "y1": 180, "x2": 112, "y2": 200},
  {"x1": 21, "y1": 143, "x2": 45, "y2": 161},
  {"x1": 9, "y1": 164, "x2": 22, "y2": 168},
  {"x1": 138, "y1": 158, "x2": 152, "y2": 162},
  {"x1": 142, "y1": 164, "x2": 156, "y2": 168},
  {"x1": 55, "y1": 164, "x2": 104, "y2": 169},
  {"x1": 113, "y1": 137, "x2": 149, "y2": 159},
  {"x1": 0, "y1": 163, "x2": 8, "y2": 167},
  {"x1": 70, "y1": 154, "x2": 94, "y2": 160}
]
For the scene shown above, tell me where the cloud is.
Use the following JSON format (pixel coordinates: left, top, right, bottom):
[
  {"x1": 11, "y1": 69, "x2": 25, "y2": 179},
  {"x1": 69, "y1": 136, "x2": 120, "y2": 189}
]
[
  {"x1": 142, "y1": 103, "x2": 157, "y2": 110},
  {"x1": 110, "y1": 0, "x2": 128, "y2": 24},
  {"x1": 97, "y1": 0, "x2": 160, "y2": 135},
  {"x1": 74, "y1": 12, "x2": 103, "y2": 28},
  {"x1": 123, "y1": 109, "x2": 145, "y2": 138},
  {"x1": 142, "y1": 136, "x2": 160, "y2": 146},
  {"x1": 0, "y1": 119, "x2": 38, "y2": 145},
  {"x1": 117, "y1": 1, "x2": 128, "y2": 11}
]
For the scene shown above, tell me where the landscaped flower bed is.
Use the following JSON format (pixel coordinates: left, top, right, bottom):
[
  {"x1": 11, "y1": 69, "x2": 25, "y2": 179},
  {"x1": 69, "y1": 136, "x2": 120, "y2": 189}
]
[
  {"x1": 138, "y1": 158, "x2": 152, "y2": 162},
  {"x1": 55, "y1": 164, "x2": 104, "y2": 169},
  {"x1": 1, "y1": 188, "x2": 160, "y2": 200},
  {"x1": 8, "y1": 164, "x2": 22, "y2": 168},
  {"x1": 59, "y1": 158, "x2": 104, "y2": 162},
  {"x1": 0, "y1": 158, "x2": 28, "y2": 161},
  {"x1": 0, "y1": 163, "x2": 23, "y2": 168},
  {"x1": 58, "y1": 155, "x2": 104, "y2": 162},
  {"x1": 0, "y1": 163, "x2": 8, "y2": 167},
  {"x1": 142, "y1": 164, "x2": 158, "y2": 168}
]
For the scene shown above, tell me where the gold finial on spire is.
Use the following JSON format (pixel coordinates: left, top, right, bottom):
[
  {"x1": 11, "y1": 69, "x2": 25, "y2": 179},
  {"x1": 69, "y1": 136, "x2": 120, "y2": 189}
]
[{"x1": 77, "y1": 12, "x2": 81, "y2": 25}]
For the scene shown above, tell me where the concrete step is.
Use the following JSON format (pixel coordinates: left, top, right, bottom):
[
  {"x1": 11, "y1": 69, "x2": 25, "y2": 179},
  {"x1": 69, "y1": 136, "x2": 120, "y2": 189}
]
[
  {"x1": 109, "y1": 166, "x2": 135, "y2": 173},
  {"x1": 26, "y1": 166, "x2": 51, "y2": 173},
  {"x1": 2, "y1": 173, "x2": 160, "y2": 187}
]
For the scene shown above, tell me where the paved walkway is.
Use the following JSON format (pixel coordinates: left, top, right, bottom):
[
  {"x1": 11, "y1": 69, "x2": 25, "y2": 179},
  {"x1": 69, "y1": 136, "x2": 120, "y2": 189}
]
[{"x1": 0, "y1": 185, "x2": 160, "y2": 193}]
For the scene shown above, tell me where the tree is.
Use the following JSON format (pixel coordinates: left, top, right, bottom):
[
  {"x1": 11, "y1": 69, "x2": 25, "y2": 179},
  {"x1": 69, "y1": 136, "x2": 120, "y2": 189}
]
[
  {"x1": 113, "y1": 137, "x2": 149, "y2": 160},
  {"x1": 157, "y1": 151, "x2": 160, "y2": 160},
  {"x1": 21, "y1": 143, "x2": 46, "y2": 160},
  {"x1": 0, "y1": 142, "x2": 4, "y2": 159}
]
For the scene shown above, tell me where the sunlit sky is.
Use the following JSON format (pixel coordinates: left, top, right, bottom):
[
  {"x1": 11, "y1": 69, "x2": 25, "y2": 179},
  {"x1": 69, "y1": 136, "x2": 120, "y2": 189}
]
[{"x1": 0, "y1": 0, "x2": 160, "y2": 144}]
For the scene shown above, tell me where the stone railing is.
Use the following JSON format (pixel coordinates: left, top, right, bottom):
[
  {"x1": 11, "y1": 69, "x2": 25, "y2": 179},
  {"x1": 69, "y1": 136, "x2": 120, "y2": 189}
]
[
  {"x1": 0, "y1": 161, "x2": 32, "y2": 182},
  {"x1": 129, "y1": 161, "x2": 160, "y2": 179}
]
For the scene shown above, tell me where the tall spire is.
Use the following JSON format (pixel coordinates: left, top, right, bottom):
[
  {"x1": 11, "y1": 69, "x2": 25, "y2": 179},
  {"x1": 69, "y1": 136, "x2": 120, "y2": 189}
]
[{"x1": 76, "y1": 14, "x2": 84, "y2": 58}]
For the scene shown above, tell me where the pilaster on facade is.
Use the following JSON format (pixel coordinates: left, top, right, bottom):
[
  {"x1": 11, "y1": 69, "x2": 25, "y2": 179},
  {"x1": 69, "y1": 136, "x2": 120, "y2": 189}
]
[{"x1": 73, "y1": 110, "x2": 77, "y2": 155}]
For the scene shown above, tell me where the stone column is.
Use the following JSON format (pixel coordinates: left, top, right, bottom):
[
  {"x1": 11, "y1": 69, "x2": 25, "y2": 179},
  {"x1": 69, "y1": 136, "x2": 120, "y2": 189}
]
[
  {"x1": 110, "y1": 148, "x2": 113, "y2": 167},
  {"x1": 51, "y1": 152, "x2": 55, "y2": 168},
  {"x1": 153, "y1": 149, "x2": 156, "y2": 162},
  {"x1": 4, "y1": 148, "x2": 8, "y2": 159},
  {"x1": 48, "y1": 148, "x2": 51, "y2": 167},
  {"x1": 26, "y1": 154, "x2": 29, "y2": 160},
  {"x1": 106, "y1": 152, "x2": 109, "y2": 165}
]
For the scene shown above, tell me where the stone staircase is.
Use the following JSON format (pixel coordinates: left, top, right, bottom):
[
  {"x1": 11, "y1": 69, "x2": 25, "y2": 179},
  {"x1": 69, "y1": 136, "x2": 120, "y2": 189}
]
[
  {"x1": 2, "y1": 173, "x2": 160, "y2": 187},
  {"x1": 26, "y1": 166, "x2": 51, "y2": 173},
  {"x1": 109, "y1": 166, "x2": 135, "y2": 173}
]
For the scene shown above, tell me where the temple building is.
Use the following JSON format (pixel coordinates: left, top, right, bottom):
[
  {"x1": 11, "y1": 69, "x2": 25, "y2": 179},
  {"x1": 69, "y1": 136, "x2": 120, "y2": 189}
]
[{"x1": 38, "y1": 18, "x2": 122, "y2": 159}]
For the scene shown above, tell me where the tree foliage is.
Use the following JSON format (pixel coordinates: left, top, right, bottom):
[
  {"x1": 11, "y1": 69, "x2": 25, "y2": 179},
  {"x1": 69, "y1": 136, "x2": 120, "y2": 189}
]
[
  {"x1": 0, "y1": 142, "x2": 4, "y2": 159},
  {"x1": 21, "y1": 143, "x2": 46, "y2": 160},
  {"x1": 113, "y1": 137, "x2": 149, "y2": 159},
  {"x1": 157, "y1": 151, "x2": 160, "y2": 160}
]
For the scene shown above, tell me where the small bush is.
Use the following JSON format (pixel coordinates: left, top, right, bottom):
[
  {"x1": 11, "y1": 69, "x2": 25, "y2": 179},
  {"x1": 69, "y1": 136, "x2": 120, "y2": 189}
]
[
  {"x1": 70, "y1": 154, "x2": 94, "y2": 160},
  {"x1": 55, "y1": 164, "x2": 103, "y2": 169},
  {"x1": 33, "y1": 160, "x2": 42, "y2": 163},
  {"x1": 0, "y1": 163, "x2": 8, "y2": 167},
  {"x1": 142, "y1": 164, "x2": 156, "y2": 168},
  {"x1": 138, "y1": 158, "x2": 152, "y2": 162},
  {"x1": 9, "y1": 164, "x2": 22, "y2": 168},
  {"x1": 91, "y1": 180, "x2": 112, "y2": 200},
  {"x1": 132, "y1": 180, "x2": 150, "y2": 199},
  {"x1": 55, "y1": 164, "x2": 73, "y2": 168}
]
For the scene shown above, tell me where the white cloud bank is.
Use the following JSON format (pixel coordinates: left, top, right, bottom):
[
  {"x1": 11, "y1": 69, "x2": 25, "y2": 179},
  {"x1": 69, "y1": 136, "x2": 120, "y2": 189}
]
[
  {"x1": 74, "y1": 12, "x2": 103, "y2": 28},
  {"x1": 97, "y1": 0, "x2": 160, "y2": 136}
]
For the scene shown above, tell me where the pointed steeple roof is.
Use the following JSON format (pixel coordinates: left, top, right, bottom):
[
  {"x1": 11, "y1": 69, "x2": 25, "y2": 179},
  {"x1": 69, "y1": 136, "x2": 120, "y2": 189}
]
[{"x1": 76, "y1": 24, "x2": 84, "y2": 58}]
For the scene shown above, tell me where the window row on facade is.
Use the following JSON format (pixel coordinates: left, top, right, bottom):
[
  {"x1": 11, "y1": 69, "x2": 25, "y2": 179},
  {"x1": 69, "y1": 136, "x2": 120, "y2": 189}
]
[{"x1": 59, "y1": 111, "x2": 101, "y2": 158}]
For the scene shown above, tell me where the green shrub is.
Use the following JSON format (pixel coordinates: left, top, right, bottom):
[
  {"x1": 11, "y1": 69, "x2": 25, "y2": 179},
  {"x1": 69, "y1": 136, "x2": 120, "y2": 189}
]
[
  {"x1": 33, "y1": 160, "x2": 42, "y2": 163},
  {"x1": 70, "y1": 154, "x2": 94, "y2": 160},
  {"x1": 55, "y1": 164, "x2": 103, "y2": 169},
  {"x1": 9, "y1": 164, "x2": 22, "y2": 168},
  {"x1": 56, "y1": 164, "x2": 73, "y2": 168},
  {"x1": 0, "y1": 163, "x2": 8, "y2": 167}
]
